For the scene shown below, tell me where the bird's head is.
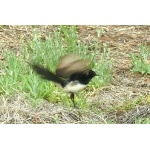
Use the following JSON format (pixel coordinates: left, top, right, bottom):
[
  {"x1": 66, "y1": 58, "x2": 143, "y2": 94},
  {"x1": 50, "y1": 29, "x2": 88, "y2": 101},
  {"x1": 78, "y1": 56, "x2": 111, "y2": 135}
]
[{"x1": 88, "y1": 70, "x2": 98, "y2": 79}]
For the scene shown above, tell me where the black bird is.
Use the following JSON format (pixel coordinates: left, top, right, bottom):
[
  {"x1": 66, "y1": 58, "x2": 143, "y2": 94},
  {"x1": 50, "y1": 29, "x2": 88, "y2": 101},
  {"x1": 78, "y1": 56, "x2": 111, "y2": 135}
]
[{"x1": 32, "y1": 54, "x2": 98, "y2": 107}]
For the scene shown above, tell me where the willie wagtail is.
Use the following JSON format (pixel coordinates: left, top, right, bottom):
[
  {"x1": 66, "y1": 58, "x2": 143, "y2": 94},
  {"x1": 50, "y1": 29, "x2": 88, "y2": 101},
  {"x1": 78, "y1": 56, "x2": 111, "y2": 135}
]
[{"x1": 32, "y1": 54, "x2": 98, "y2": 107}]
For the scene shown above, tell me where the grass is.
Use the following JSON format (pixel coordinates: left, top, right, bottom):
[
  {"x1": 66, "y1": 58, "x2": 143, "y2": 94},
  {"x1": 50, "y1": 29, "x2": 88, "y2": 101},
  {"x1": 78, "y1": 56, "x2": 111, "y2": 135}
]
[
  {"x1": 109, "y1": 96, "x2": 150, "y2": 112},
  {"x1": 130, "y1": 43, "x2": 150, "y2": 74},
  {"x1": 135, "y1": 117, "x2": 150, "y2": 124},
  {"x1": 0, "y1": 26, "x2": 113, "y2": 108},
  {"x1": 87, "y1": 93, "x2": 150, "y2": 123}
]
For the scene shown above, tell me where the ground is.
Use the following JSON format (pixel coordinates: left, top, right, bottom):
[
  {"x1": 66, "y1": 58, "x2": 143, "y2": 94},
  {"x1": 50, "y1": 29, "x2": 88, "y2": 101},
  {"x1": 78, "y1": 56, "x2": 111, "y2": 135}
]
[{"x1": 0, "y1": 25, "x2": 150, "y2": 123}]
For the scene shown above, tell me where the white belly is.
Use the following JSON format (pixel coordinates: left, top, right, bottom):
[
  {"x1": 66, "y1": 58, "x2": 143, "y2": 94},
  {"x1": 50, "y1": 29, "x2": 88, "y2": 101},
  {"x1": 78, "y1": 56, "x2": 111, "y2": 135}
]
[{"x1": 56, "y1": 81, "x2": 87, "y2": 93}]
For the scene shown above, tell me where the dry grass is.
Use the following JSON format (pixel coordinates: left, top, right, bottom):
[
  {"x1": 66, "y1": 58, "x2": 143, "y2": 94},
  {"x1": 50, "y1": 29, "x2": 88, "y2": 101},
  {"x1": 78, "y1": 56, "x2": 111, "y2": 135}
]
[
  {"x1": 0, "y1": 94, "x2": 106, "y2": 124},
  {"x1": 1, "y1": 25, "x2": 150, "y2": 124}
]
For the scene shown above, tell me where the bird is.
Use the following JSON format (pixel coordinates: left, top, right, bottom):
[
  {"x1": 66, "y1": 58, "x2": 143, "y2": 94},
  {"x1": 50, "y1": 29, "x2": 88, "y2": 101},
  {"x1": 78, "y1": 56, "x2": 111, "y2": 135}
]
[{"x1": 32, "y1": 54, "x2": 98, "y2": 107}]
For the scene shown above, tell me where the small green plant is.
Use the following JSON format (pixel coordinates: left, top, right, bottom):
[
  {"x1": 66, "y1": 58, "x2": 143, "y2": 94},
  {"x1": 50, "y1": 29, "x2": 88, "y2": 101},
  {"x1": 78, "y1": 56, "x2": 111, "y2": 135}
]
[
  {"x1": 105, "y1": 95, "x2": 150, "y2": 116},
  {"x1": 97, "y1": 44, "x2": 113, "y2": 87},
  {"x1": 130, "y1": 43, "x2": 150, "y2": 74},
  {"x1": 0, "y1": 25, "x2": 4, "y2": 29},
  {"x1": 135, "y1": 117, "x2": 150, "y2": 124},
  {"x1": 116, "y1": 96, "x2": 144, "y2": 112},
  {"x1": 88, "y1": 43, "x2": 113, "y2": 90},
  {"x1": 0, "y1": 51, "x2": 24, "y2": 95},
  {"x1": 60, "y1": 25, "x2": 77, "y2": 51}
]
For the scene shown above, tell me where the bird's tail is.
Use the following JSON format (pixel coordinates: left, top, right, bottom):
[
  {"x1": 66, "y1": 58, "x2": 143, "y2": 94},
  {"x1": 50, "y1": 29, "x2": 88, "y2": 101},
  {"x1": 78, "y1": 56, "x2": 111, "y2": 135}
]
[{"x1": 32, "y1": 64, "x2": 64, "y2": 87}]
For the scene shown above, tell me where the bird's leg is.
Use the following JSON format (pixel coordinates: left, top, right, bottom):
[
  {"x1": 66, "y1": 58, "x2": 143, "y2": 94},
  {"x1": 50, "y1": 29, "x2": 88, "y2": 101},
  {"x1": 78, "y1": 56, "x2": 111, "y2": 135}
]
[{"x1": 70, "y1": 93, "x2": 76, "y2": 108}]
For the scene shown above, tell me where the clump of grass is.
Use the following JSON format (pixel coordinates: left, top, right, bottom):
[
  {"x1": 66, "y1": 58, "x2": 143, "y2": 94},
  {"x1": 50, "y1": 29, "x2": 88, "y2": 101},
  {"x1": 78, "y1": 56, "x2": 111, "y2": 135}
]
[
  {"x1": 0, "y1": 51, "x2": 23, "y2": 95},
  {"x1": 114, "y1": 96, "x2": 144, "y2": 112},
  {"x1": 96, "y1": 44, "x2": 112, "y2": 87},
  {"x1": 105, "y1": 95, "x2": 150, "y2": 114},
  {"x1": 60, "y1": 25, "x2": 77, "y2": 51},
  {"x1": 130, "y1": 43, "x2": 150, "y2": 74},
  {"x1": 0, "y1": 26, "x2": 113, "y2": 108},
  {"x1": 135, "y1": 117, "x2": 150, "y2": 124},
  {"x1": 0, "y1": 25, "x2": 4, "y2": 29}
]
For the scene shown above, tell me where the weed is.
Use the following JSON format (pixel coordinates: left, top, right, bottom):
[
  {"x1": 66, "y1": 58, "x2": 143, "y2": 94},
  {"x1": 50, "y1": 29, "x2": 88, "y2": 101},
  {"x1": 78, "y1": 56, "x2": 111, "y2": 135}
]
[
  {"x1": 135, "y1": 117, "x2": 150, "y2": 124},
  {"x1": 130, "y1": 43, "x2": 150, "y2": 74}
]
